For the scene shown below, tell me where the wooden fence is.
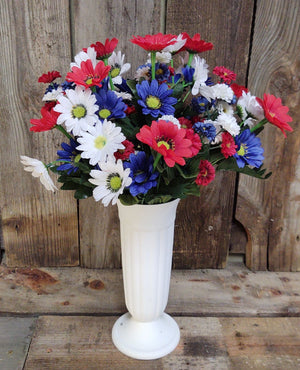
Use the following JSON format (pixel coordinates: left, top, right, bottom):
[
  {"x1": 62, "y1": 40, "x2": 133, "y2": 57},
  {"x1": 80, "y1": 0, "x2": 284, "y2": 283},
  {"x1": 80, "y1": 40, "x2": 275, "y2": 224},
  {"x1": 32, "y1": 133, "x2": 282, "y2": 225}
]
[{"x1": 0, "y1": 0, "x2": 299, "y2": 271}]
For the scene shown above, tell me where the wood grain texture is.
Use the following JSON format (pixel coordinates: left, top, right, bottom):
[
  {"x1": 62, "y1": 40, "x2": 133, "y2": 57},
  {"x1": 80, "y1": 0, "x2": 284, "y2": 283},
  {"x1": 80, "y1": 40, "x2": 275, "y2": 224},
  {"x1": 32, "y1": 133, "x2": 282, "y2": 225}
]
[
  {"x1": 166, "y1": 0, "x2": 255, "y2": 268},
  {"x1": 236, "y1": 0, "x2": 300, "y2": 271},
  {"x1": 70, "y1": 0, "x2": 163, "y2": 268},
  {"x1": 24, "y1": 316, "x2": 300, "y2": 369},
  {"x1": 0, "y1": 0, "x2": 79, "y2": 266},
  {"x1": 1, "y1": 263, "x2": 299, "y2": 316}
]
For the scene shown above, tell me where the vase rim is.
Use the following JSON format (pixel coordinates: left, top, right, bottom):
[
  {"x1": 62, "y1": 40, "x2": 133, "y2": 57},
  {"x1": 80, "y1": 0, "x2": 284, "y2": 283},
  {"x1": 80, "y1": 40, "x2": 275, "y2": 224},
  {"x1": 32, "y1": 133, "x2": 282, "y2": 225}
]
[{"x1": 117, "y1": 198, "x2": 180, "y2": 208}]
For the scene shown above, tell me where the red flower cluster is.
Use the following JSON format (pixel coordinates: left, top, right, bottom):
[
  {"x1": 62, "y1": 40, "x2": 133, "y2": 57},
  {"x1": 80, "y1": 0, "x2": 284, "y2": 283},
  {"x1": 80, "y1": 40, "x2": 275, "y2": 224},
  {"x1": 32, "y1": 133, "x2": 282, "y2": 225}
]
[
  {"x1": 230, "y1": 83, "x2": 249, "y2": 98},
  {"x1": 221, "y1": 132, "x2": 237, "y2": 158},
  {"x1": 91, "y1": 38, "x2": 118, "y2": 59},
  {"x1": 256, "y1": 94, "x2": 293, "y2": 137},
  {"x1": 180, "y1": 32, "x2": 213, "y2": 53},
  {"x1": 131, "y1": 33, "x2": 176, "y2": 52},
  {"x1": 30, "y1": 103, "x2": 59, "y2": 132},
  {"x1": 213, "y1": 66, "x2": 236, "y2": 84},
  {"x1": 195, "y1": 160, "x2": 215, "y2": 186},
  {"x1": 114, "y1": 140, "x2": 135, "y2": 161},
  {"x1": 38, "y1": 70, "x2": 61, "y2": 83}
]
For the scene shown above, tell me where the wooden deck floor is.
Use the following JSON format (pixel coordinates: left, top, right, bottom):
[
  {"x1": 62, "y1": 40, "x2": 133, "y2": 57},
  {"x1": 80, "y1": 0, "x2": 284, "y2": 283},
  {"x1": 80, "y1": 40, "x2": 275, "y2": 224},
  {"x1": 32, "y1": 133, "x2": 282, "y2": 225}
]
[{"x1": 1, "y1": 259, "x2": 300, "y2": 369}]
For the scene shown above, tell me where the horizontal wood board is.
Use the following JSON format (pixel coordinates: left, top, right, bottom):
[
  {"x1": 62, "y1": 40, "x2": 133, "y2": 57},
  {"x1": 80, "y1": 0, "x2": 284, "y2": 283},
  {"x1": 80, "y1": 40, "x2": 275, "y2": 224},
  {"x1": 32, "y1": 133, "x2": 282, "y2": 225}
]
[{"x1": 24, "y1": 316, "x2": 300, "y2": 369}]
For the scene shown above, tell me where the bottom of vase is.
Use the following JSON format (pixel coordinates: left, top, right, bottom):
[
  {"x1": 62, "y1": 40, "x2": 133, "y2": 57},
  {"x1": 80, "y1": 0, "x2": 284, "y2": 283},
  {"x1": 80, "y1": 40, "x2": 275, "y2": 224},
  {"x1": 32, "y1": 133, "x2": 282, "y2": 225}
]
[{"x1": 112, "y1": 312, "x2": 180, "y2": 360}]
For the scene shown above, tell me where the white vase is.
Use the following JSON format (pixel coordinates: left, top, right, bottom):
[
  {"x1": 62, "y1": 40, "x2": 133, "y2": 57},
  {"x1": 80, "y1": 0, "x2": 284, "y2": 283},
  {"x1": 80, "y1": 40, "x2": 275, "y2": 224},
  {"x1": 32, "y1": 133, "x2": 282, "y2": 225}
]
[{"x1": 112, "y1": 199, "x2": 180, "y2": 360}]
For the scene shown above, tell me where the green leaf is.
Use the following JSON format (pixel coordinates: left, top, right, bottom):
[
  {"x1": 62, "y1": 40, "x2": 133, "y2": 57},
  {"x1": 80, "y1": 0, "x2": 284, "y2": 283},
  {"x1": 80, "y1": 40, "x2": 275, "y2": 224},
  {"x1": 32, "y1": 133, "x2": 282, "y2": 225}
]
[
  {"x1": 118, "y1": 193, "x2": 139, "y2": 206},
  {"x1": 126, "y1": 79, "x2": 137, "y2": 95},
  {"x1": 216, "y1": 157, "x2": 272, "y2": 179},
  {"x1": 74, "y1": 187, "x2": 93, "y2": 199}
]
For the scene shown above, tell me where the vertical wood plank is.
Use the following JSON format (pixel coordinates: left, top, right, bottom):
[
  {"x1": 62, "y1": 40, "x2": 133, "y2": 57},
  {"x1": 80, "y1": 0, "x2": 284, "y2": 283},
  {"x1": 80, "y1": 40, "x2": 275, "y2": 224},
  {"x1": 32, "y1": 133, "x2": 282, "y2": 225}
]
[
  {"x1": 71, "y1": 0, "x2": 162, "y2": 268},
  {"x1": 0, "y1": 0, "x2": 79, "y2": 266},
  {"x1": 236, "y1": 0, "x2": 300, "y2": 271},
  {"x1": 166, "y1": 0, "x2": 255, "y2": 268}
]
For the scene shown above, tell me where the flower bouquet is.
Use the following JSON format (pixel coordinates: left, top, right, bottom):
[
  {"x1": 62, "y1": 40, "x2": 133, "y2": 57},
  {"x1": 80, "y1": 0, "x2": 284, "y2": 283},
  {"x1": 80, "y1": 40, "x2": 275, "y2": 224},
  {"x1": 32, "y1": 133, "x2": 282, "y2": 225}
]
[{"x1": 21, "y1": 32, "x2": 293, "y2": 206}]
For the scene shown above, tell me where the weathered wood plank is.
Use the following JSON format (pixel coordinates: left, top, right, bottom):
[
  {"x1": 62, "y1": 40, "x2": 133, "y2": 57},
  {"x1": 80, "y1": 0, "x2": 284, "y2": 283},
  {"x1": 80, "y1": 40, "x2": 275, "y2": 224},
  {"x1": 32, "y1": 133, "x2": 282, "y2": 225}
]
[
  {"x1": 70, "y1": 0, "x2": 163, "y2": 268},
  {"x1": 0, "y1": 263, "x2": 299, "y2": 316},
  {"x1": 24, "y1": 316, "x2": 300, "y2": 369},
  {"x1": 0, "y1": 0, "x2": 79, "y2": 266},
  {"x1": 165, "y1": 0, "x2": 255, "y2": 268},
  {"x1": 236, "y1": 0, "x2": 300, "y2": 271},
  {"x1": 0, "y1": 317, "x2": 36, "y2": 370}
]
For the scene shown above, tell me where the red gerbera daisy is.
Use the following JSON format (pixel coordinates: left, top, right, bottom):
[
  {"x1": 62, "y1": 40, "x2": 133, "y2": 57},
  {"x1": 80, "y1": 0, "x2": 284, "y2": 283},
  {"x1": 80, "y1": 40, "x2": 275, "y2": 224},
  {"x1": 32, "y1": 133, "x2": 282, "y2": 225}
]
[
  {"x1": 256, "y1": 94, "x2": 293, "y2": 137},
  {"x1": 66, "y1": 59, "x2": 110, "y2": 88},
  {"x1": 180, "y1": 32, "x2": 213, "y2": 53},
  {"x1": 213, "y1": 66, "x2": 236, "y2": 84},
  {"x1": 91, "y1": 38, "x2": 118, "y2": 59},
  {"x1": 130, "y1": 33, "x2": 176, "y2": 52},
  {"x1": 195, "y1": 160, "x2": 215, "y2": 186},
  {"x1": 38, "y1": 70, "x2": 61, "y2": 83},
  {"x1": 185, "y1": 129, "x2": 202, "y2": 155},
  {"x1": 114, "y1": 140, "x2": 135, "y2": 161},
  {"x1": 221, "y1": 132, "x2": 237, "y2": 158},
  {"x1": 136, "y1": 120, "x2": 193, "y2": 167},
  {"x1": 30, "y1": 105, "x2": 60, "y2": 132},
  {"x1": 230, "y1": 83, "x2": 249, "y2": 98}
]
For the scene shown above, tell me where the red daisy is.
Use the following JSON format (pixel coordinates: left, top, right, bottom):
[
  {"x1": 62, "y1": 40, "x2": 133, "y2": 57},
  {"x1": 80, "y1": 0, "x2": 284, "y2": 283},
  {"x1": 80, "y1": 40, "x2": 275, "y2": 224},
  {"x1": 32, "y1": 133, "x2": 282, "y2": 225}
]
[
  {"x1": 66, "y1": 59, "x2": 110, "y2": 88},
  {"x1": 38, "y1": 70, "x2": 61, "y2": 83},
  {"x1": 195, "y1": 160, "x2": 215, "y2": 186},
  {"x1": 130, "y1": 33, "x2": 176, "y2": 52},
  {"x1": 90, "y1": 38, "x2": 118, "y2": 59},
  {"x1": 221, "y1": 132, "x2": 237, "y2": 158},
  {"x1": 185, "y1": 129, "x2": 202, "y2": 155},
  {"x1": 180, "y1": 32, "x2": 213, "y2": 53},
  {"x1": 136, "y1": 120, "x2": 193, "y2": 167},
  {"x1": 256, "y1": 94, "x2": 293, "y2": 137},
  {"x1": 114, "y1": 140, "x2": 135, "y2": 161},
  {"x1": 230, "y1": 83, "x2": 249, "y2": 98},
  {"x1": 213, "y1": 66, "x2": 236, "y2": 84},
  {"x1": 30, "y1": 105, "x2": 60, "y2": 132}
]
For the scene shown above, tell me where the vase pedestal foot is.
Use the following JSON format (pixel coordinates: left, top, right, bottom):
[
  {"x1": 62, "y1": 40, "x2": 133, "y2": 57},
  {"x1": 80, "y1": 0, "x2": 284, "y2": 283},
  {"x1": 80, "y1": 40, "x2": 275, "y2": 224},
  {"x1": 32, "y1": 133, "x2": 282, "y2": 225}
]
[{"x1": 112, "y1": 312, "x2": 180, "y2": 360}]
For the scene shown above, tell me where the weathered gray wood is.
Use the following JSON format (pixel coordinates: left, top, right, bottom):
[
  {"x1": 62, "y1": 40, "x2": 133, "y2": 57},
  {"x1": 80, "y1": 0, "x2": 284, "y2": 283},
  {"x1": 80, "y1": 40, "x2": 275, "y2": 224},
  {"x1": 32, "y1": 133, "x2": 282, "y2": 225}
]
[
  {"x1": 24, "y1": 316, "x2": 300, "y2": 369},
  {"x1": 70, "y1": 0, "x2": 163, "y2": 268},
  {"x1": 0, "y1": 263, "x2": 299, "y2": 316},
  {"x1": 165, "y1": 0, "x2": 255, "y2": 268},
  {"x1": 0, "y1": 0, "x2": 79, "y2": 266},
  {"x1": 236, "y1": 0, "x2": 300, "y2": 271},
  {"x1": 0, "y1": 317, "x2": 36, "y2": 370}
]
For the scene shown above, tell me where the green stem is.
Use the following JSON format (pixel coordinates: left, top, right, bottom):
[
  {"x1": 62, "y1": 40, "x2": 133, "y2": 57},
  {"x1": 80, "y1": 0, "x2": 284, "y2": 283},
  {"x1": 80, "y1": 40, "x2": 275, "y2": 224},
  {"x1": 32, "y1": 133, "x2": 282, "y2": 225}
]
[
  {"x1": 250, "y1": 118, "x2": 268, "y2": 133},
  {"x1": 55, "y1": 125, "x2": 72, "y2": 140},
  {"x1": 151, "y1": 51, "x2": 156, "y2": 81},
  {"x1": 170, "y1": 58, "x2": 174, "y2": 85},
  {"x1": 103, "y1": 57, "x2": 114, "y2": 91},
  {"x1": 182, "y1": 90, "x2": 191, "y2": 103},
  {"x1": 187, "y1": 52, "x2": 194, "y2": 67},
  {"x1": 153, "y1": 153, "x2": 162, "y2": 170}
]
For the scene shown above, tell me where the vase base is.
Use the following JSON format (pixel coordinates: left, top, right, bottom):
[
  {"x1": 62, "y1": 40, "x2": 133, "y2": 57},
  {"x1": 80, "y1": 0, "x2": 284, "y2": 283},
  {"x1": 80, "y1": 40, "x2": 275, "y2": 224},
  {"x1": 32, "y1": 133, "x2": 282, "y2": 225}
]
[{"x1": 112, "y1": 312, "x2": 180, "y2": 360}]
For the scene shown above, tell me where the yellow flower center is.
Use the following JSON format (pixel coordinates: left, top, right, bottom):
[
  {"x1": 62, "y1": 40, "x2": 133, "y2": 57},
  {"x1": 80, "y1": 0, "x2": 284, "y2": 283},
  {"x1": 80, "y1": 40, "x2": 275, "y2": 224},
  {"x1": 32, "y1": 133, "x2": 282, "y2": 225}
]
[
  {"x1": 111, "y1": 67, "x2": 121, "y2": 78},
  {"x1": 157, "y1": 140, "x2": 170, "y2": 150},
  {"x1": 85, "y1": 77, "x2": 93, "y2": 85},
  {"x1": 72, "y1": 105, "x2": 86, "y2": 119},
  {"x1": 237, "y1": 144, "x2": 246, "y2": 156},
  {"x1": 74, "y1": 154, "x2": 81, "y2": 163},
  {"x1": 269, "y1": 112, "x2": 275, "y2": 117},
  {"x1": 156, "y1": 68, "x2": 163, "y2": 75},
  {"x1": 99, "y1": 109, "x2": 111, "y2": 119},
  {"x1": 94, "y1": 135, "x2": 107, "y2": 149},
  {"x1": 109, "y1": 175, "x2": 122, "y2": 191},
  {"x1": 146, "y1": 95, "x2": 162, "y2": 109}
]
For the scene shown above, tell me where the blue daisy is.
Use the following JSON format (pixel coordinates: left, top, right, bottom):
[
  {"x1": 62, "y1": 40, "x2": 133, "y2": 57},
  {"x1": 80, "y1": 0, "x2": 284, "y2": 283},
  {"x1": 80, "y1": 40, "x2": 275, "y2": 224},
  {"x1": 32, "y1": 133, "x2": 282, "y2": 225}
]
[
  {"x1": 234, "y1": 129, "x2": 264, "y2": 168},
  {"x1": 192, "y1": 96, "x2": 210, "y2": 114},
  {"x1": 181, "y1": 66, "x2": 195, "y2": 83},
  {"x1": 123, "y1": 152, "x2": 159, "y2": 196},
  {"x1": 154, "y1": 63, "x2": 170, "y2": 82},
  {"x1": 57, "y1": 138, "x2": 80, "y2": 174},
  {"x1": 193, "y1": 121, "x2": 217, "y2": 142},
  {"x1": 136, "y1": 80, "x2": 177, "y2": 117},
  {"x1": 95, "y1": 87, "x2": 127, "y2": 121}
]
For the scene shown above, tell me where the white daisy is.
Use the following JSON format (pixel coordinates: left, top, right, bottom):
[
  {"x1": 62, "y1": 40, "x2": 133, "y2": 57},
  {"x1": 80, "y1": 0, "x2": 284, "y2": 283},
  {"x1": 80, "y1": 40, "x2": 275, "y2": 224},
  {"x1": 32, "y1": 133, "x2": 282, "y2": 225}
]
[
  {"x1": 211, "y1": 83, "x2": 234, "y2": 103},
  {"x1": 20, "y1": 156, "x2": 57, "y2": 192},
  {"x1": 163, "y1": 33, "x2": 186, "y2": 53},
  {"x1": 147, "y1": 51, "x2": 172, "y2": 64},
  {"x1": 42, "y1": 86, "x2": 63, "y2": 102},
  {"x1": 237, "y1": 91, "x2": 264, "y2": 127},
  {"x1": 89, "y1": 159, "x2": 132, "y2": 206},
  {"x1": 135, "y1": 65, "x2": 151, "y2": 81},
  {"x1": 159, "y1": 115, "x2": 181, "y2": 128},
  {"x1": 54, "y1": 86, "x2": 98, "y2": 136},
  {"x1": 70, "y1": 46, "x2": 97, "y2": 69},
  {"x1": 191, "y1": 56, "x2": 209, "y2": 95},
  {"x1": 113, "y1": 90, "x2": 132, "y2": 101},
  {"x1": 108, "y1": 51, "x2": 131, "y2": 85},
  {"x1": 76, "y1": 119, "x2": 125, "y2": 165},
  {"x1": 215, "y1": 112, "x2": 240, "y2": 136}
]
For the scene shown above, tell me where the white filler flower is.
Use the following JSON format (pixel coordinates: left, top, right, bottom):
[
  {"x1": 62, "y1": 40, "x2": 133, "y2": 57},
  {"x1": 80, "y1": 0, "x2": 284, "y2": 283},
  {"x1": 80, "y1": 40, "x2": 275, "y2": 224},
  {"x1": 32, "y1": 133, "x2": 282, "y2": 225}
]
[
  {"x1": 89, "y1": 159, "x2": 132, "y2": 206},
  {"x1": 54, "y1": 86, "x2": 98, "y2": 136},
  {"x1": 237, "y1": 91, "x2": 265, "y2": 127},
  {"x1": 215, "y1": 112, "x2": 240, "y2": 136},
  {"x1": 191, "y1": 56, "x2": 209, "y2": 96},
  {"x1": 76, "y1": 119, "x2": 125, "y2": 165},
  {"x1": 20, "y1": 156, "x2": 57, "y2": 192}
]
